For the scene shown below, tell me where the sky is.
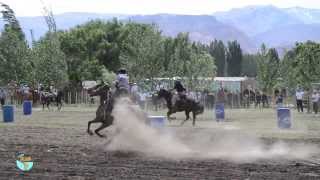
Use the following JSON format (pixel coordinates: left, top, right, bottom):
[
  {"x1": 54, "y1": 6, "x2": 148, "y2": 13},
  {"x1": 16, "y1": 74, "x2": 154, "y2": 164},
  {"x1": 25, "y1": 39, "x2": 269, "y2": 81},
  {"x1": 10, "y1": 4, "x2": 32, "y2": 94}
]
[{"x1": 1, "y1": 0, "x2": 320, "y2": 17}]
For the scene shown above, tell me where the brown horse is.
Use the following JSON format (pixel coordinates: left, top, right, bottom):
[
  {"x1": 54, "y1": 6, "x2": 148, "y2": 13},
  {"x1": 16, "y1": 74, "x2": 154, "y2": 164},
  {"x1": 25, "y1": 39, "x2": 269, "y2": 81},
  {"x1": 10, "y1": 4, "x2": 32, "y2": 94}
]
[
  {"x1": 157, "y1": 89, "x2": 204, "y2": 126},
  {"x1": 87, "y1": 84, "x2": 115, "y2": 138}
]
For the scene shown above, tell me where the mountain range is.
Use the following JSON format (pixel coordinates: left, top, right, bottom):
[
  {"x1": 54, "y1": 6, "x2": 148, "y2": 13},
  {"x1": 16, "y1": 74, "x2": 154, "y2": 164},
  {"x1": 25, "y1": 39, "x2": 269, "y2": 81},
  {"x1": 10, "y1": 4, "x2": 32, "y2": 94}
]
[{"x1": 4, "y1": 5, "x2": 320, "y2": 53}]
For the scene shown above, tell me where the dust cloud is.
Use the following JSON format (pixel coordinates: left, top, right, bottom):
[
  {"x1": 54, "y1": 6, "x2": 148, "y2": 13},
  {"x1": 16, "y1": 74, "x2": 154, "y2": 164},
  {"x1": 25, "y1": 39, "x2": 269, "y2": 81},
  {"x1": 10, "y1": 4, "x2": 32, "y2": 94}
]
[{"x1": 105, "y1": 98, "x2": 318, "y2": 162}]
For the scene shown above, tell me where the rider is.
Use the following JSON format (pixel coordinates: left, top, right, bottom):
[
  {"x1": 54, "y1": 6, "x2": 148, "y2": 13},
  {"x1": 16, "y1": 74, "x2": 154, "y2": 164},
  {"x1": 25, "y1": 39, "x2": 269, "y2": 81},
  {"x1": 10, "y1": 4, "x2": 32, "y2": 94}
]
[
  {"x1": 114, "y1": 68, "x2": 130, "y2": 98},
  {"x1": 172, "y1": 80, "x2": 187, "y2": 106}
]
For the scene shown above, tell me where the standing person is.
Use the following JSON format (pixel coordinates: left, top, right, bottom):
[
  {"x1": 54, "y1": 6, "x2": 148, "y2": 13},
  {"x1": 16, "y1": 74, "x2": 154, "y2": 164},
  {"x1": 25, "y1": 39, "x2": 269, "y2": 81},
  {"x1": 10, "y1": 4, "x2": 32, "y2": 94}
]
[
  {"x1": 311, "y1": 90, "x2": 319, "y2": 114},
  {"x1": 255, "y1": 90, "x2": 262, "y2": 108},
  {"x1": 0, "y1": 88, "x2": 6, "y2": 107},
  {"x1": 296, "y1": 88, "x2": 304, "y2": 112},
  {"x1": 217, "y1": 87, "x2": 226, "y2": 104}
]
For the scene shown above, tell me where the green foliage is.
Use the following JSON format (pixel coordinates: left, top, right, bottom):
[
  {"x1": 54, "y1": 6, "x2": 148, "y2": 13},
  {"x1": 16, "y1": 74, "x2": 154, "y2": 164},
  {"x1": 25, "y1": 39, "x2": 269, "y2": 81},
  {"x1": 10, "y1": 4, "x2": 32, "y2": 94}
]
[
  {"x1": 32, "y1": 33, "x2": 68, "y2": 87},
  {"x1": 0, "y1": 28, "x2": 32, "y2": 85},
  {"x1": 282, "y1": 41, "x2": 320, "y2": 89},
  {"x1": 226, "y1": 40, "x2": 243, "y2": 76},
  {"x1": 100, "y1": 68, "x2": 116, "y2": 85},
  {"x1": 120, "y1": 23, "x2": 164, "y2": 81},
  {"x1": 242, "y1": 54, "x2": 258, "y2": 77},
  {"x1": 0, "y1": 3, "x2": 25, "y2": 40},
  {"x1": 208, "y1": 40, "x2": 226, "y2": 77},
  {"x1": 257, "y1": 44, "x2": 280, "y2": 92}
]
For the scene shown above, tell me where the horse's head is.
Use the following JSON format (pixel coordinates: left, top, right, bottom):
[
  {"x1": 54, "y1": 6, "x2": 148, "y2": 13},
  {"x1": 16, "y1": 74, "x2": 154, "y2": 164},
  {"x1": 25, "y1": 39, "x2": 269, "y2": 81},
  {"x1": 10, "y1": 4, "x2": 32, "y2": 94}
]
[
  {"x1": 157, "y1": 88, "x2": 171, "y2": 99},
  {"x1": 89, "y1": 84, "x2": 110, "y2": 97}
]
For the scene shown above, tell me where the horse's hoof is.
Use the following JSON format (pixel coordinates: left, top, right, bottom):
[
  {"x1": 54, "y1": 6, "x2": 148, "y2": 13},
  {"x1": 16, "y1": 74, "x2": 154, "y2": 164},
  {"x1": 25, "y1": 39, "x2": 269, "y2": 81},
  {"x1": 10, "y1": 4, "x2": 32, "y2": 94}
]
[
  {"x1": 98, "y1": 134, "x2": 106, "y2": 138},
  {"x1": 87, "y1": 130, "x2": 94, "y2": 135}
]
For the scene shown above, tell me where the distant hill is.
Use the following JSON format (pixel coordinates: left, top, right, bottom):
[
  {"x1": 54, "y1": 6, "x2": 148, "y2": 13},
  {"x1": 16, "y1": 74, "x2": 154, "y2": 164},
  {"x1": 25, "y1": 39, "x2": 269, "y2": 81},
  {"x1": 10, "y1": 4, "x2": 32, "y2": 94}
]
[
  {"x1": 128, "y1": 14, "x2": 256, "y2": 52},
  {"x1": 1, "y1": 5, "x2": 320, "y2": 53},
  {"x1": 214, "y1": 5, "x2": 303, "y2": 37},
  {"x1": 214, "y1": 5, "x2": 320, "y2": 50},
  {"x1": 254, "y1": 24, "x2": 320, "y2": 47}
]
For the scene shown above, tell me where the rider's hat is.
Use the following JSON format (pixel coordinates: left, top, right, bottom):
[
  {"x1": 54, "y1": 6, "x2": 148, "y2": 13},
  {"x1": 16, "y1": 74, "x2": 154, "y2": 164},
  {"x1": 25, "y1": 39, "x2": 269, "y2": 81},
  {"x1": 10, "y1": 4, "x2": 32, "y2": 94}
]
[{"x1": 117, "y1": 68, "x2": 127, "y2": 74}]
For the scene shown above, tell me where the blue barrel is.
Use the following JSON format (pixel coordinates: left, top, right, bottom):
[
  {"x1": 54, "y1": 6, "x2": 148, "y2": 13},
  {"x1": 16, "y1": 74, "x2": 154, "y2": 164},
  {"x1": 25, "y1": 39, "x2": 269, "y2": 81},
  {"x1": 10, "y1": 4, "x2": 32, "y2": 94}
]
[
  {"x1": 148, "y1": 116, "x2": 166, "y2": 128},
  {"x1": 3, "y1": 105, "x2": 14, "y2": 122},
  {"x1": 23, "y1": 101, "x2": 32, "y2": 115},
  {"x1": 215, "y1": 103, "x2": 225, "y2": 121},
  {"x1": 277, "y1": 108, "x2": 291, "y2": 129}
]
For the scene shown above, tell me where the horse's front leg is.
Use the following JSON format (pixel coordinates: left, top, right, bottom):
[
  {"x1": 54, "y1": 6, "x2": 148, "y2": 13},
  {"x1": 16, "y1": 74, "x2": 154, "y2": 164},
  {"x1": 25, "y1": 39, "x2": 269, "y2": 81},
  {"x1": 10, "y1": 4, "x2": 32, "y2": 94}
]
[
  {"x1": 167, "y1": 109, "x2": 176, "y2": 121},
  {"x1": 192, "y1": 111, "x2": 196, "y2": 126},
  {"x1": 180, "y1": 110, "x2": 190, "y2": 126}
]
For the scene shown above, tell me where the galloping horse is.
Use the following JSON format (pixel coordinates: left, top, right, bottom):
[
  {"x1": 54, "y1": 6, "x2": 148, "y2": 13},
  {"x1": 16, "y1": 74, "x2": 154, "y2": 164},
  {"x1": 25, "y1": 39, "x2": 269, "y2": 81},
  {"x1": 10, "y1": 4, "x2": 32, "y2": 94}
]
[{"x1": 157, "y1": 89, "x2": 204, "y2": 126}]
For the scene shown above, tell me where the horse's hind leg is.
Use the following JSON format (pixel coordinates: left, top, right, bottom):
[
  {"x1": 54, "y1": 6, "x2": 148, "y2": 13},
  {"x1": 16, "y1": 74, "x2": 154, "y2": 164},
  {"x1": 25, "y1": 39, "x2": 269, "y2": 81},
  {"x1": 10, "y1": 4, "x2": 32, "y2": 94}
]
[
  {"x1": 180, "y1": 111, "x2": 190, "y2": 126},
  {"x1": 95, "y1": 122, "x2": 110, "y2": 138},
  {"x1": 87, "y1": 117, "x2": 101, "y2": 135}
]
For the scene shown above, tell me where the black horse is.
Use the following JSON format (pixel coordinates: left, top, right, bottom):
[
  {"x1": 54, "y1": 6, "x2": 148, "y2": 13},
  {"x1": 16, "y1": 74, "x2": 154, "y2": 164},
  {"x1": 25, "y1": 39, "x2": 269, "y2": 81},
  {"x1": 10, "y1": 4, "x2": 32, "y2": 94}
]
[
  {"x1": 40, "y1": 90, "x2": 63, "y2": 111},
  {"x1": 157, "y1": 89, "x2": 204, "y2": 126}
]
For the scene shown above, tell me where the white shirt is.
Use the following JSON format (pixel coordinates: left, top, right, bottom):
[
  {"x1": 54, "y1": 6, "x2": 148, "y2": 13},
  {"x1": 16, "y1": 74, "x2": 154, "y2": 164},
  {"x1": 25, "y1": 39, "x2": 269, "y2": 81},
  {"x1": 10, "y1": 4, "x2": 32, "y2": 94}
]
[
  {"x1": 296, "y1": 91, "x2": 304, "y2": 100},
  {"x1": 131, "y1": 85, "x2": 138, "y2": 93},
  {"x1": 312, "y1": 93, "x2": 319, "y2": 103}
]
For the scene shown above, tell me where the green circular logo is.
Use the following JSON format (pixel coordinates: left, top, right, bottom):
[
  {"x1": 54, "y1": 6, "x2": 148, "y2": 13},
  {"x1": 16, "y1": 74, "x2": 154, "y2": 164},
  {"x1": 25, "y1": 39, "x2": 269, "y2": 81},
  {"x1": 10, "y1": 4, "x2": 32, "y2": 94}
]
[{"x1": 16, "y1": 153, "x2": 33, "y2": 171}]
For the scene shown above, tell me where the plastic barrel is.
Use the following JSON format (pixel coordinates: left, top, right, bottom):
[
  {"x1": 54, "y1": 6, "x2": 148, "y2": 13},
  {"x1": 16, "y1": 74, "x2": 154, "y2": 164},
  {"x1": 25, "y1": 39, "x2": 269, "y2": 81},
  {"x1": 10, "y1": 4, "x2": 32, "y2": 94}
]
[
  {"x1": 148, "y1": 116, "x2": 166, "y2": 128},
  {"x1": 23, "y1": 101, "x2": 32, "y2": 115},
  {"x1": 277, "y1": 108, "x2": 291, "y2": 129},
  {"x1": 3, "y1": 105, "x2": 14, "y2": 122},
  {"x1": 215, "y1": 103, "x2": 225, "y2": 121}
]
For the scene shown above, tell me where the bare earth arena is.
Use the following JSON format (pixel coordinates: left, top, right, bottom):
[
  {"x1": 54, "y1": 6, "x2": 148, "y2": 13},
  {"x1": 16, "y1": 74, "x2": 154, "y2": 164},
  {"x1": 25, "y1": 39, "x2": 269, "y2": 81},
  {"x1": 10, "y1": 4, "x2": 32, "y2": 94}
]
[{"x1": 1, "y1": 98, "x2": 320, "y2": 180}]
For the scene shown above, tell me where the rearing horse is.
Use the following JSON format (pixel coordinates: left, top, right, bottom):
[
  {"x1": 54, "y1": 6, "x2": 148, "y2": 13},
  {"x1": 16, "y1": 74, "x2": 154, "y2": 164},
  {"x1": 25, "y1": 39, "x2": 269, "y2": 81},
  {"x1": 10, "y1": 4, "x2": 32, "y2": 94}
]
[
  {"x1": 157, "y1": 89, "x2": 204, "y2": 126},
  {"x1": 87, "y1": 84, "x2": 115, "y2": 138}
]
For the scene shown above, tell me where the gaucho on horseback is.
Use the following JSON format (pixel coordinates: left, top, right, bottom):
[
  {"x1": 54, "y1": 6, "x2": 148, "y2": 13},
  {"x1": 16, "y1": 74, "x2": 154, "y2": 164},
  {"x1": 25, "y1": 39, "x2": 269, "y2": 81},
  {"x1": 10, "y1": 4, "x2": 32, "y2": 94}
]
[
  {"x1": 172, "y1": 80, "x2": 187, "y2": 107},
  {"x1": 87, "y1": 68, "x2": 131, "y2": 137}
]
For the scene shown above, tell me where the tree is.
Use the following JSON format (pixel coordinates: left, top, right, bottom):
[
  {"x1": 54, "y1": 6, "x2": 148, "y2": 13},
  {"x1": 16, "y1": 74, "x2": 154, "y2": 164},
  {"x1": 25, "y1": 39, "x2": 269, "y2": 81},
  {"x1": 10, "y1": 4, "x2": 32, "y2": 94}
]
[
  {"x1": 168, "y1": 33, "x2": 192, "y2": 78},
  {"x1": 282, "y1": 41, "x2": 320, "y2": 89},
  {"x1": 226, "y1": 40, "x2": 243, "y2": 76},
  {"x1": 0, "y1": 3, "x2": 32, "y2": 85},
  {"x1": 241, "y1": 54, "x2": 258, "y2": 77},
  {"x1": 120, "y1": 23, "x2": 164, "y2": 83},
  {"x1": 32, "y1": 34, "x2": 68, "y2": 87},
  {"x1": 208, "y1": 40, "x2": 226, "y2": 77},
  {"x1": 257, "y1": 44, "x2": 280, "y2": 92},
  {"x1": 186, "y1": 47, "x2": 216, "y2": 90}
]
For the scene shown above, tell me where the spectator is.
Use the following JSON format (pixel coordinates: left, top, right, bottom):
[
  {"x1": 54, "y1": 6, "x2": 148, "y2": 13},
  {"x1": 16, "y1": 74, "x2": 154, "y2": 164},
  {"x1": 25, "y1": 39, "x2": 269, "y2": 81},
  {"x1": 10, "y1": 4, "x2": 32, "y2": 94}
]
[
  {"x1": 262, "y1": 92, "x2": 269, "y2": 108},
  {"x1": 0, "y1": 88, "x2": 6, "y2": 107},
  {"x1": 311, "y1": 90, "x2": 319, "y2": 114},
  {"x1": 255, "y1": 90, "x2": 262, "y2": 108},
  {"x1": 296, "y1": 88, "x2": 304, "y2": 112},
  {"x1": 217, "y1": 87, "x2": 225, "y2": 104},
  {"x1": 139, "y1": 92, "x2": 146, "y2": 109},
  {"x1": 275, "y1": 94, "x2": 283, "y2": 108}
]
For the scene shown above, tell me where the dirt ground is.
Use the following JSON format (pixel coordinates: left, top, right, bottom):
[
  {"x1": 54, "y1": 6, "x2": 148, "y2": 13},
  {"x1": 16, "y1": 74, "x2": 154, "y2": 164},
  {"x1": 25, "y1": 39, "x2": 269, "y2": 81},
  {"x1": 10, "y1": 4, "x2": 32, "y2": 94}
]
[{"x1": 1, "y1": 106, "x2": 320, "y2": 180}]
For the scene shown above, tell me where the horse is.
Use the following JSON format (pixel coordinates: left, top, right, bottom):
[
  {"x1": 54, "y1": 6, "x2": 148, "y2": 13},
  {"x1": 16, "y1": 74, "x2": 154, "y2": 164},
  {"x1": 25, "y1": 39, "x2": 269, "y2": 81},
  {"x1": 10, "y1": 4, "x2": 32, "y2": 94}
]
[
  {"x1": 55, "y1": 90, "x2": 63, "y2": 111},
  {"x1": 157, "y1": 89, "x2": 204, "y2": 126},
  {"x1": 87, "y1": 84, "x2": 115, "y2": 138},
  {"x1": 40, "y1": 91, "x2": 55, "y2": 110}
]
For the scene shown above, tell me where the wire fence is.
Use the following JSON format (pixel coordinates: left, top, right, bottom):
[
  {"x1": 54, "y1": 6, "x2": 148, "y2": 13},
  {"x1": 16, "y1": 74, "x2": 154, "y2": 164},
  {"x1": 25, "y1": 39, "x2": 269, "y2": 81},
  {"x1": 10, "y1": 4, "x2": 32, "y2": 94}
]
[{"x1": 0, "y1": 86, "x2": 313, "y2": 112}]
